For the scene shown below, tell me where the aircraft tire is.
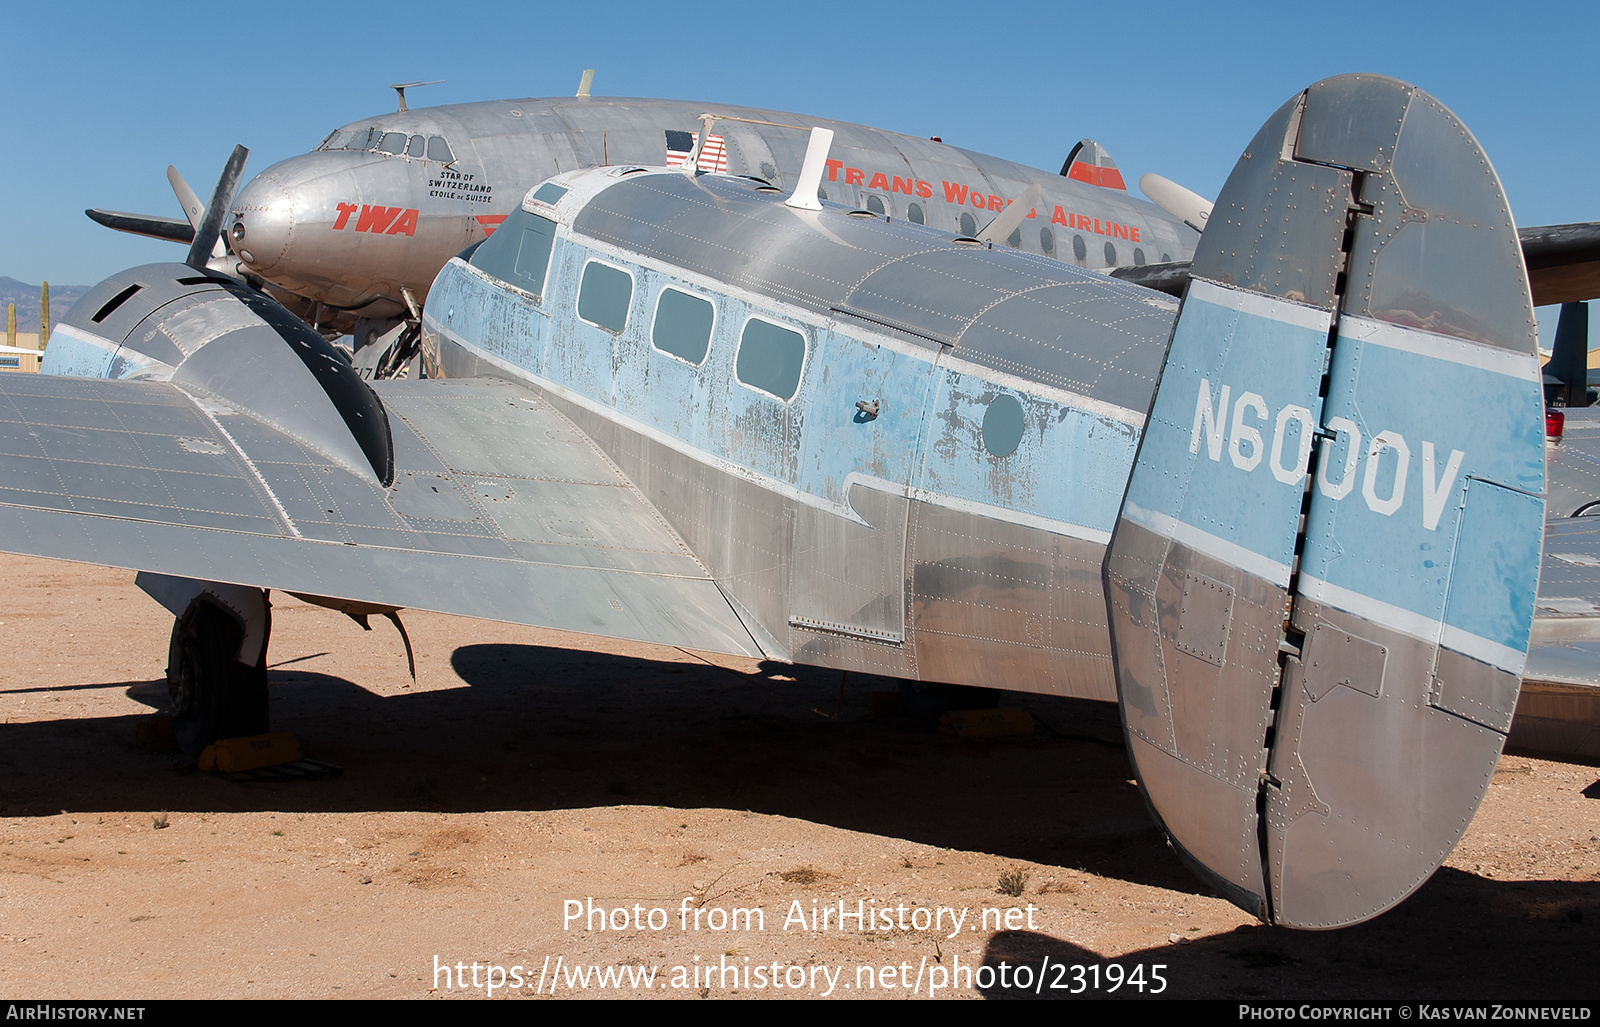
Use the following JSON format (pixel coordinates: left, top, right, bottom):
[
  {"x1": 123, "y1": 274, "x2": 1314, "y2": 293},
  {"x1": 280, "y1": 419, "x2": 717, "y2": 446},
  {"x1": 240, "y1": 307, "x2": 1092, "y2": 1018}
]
[{"x1": 166, "y1": 598, "x2": 270, "y2": 757}]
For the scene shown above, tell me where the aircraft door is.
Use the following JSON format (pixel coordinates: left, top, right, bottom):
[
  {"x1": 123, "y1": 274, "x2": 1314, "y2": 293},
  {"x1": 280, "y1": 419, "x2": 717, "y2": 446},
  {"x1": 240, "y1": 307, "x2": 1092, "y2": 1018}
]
[{"x1": 786, "y1": 335, "x2": 937, "y2": 666}]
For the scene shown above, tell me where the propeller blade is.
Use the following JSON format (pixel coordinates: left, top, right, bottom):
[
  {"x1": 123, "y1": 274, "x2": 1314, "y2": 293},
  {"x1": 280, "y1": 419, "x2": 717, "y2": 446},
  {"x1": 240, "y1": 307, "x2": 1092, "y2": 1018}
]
[
  {"x1": 167, "y1": 166, "x2": 205, "y2": 231},
  {"x1": 185, "y1": 145, "x2": 248, "y2": 271},
  {"x1": 976, "y1": 183, "x2": 1042, "y2": 245},
  {"x1": 85, "y1": 209, "x2": 195, "y2": 244}
]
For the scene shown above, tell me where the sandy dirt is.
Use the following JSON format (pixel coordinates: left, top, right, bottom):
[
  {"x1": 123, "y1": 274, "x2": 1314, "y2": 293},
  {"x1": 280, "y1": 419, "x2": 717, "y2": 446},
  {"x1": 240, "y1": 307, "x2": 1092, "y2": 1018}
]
[{"x1": 1, "y1": 553, "x2": 1596, "y2": 1001}]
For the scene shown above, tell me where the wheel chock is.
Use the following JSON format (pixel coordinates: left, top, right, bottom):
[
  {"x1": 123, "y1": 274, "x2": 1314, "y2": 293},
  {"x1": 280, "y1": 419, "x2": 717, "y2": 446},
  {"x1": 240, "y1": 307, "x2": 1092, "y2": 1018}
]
[
  {"x1": 197, "y1": 732, "x2": 302, "y2": 772},
  {"x1": 938, "y1": 708, "x2": 1036, "y2": 737}
]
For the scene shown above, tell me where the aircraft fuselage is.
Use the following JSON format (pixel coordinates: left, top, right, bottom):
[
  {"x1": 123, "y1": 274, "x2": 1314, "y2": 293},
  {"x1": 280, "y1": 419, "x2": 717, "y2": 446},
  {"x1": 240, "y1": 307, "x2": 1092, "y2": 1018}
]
[{"x1": 229, "y1": 97, "x2": 1198, "y2": 328}]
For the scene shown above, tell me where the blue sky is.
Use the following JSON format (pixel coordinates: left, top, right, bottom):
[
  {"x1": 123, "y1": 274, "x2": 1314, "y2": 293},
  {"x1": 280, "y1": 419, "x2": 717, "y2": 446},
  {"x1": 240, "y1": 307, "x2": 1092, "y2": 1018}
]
[{"x1": 3, "y1": 0, "x2": 1596, "y2": 339}]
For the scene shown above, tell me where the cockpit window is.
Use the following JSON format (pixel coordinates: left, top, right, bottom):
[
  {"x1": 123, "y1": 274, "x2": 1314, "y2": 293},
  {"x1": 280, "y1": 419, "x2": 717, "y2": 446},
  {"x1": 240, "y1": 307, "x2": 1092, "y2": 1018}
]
[
  {"x1": 406, "y1": 135, "x2": 426, "y2": 158},
  {"x1": 316, "y1": 130, "x2": 339, "y2": 151},
  {"x1": 427, "y1": 135, "x2": 453, "y2": 162},
  {"x1": 377, "y1": 132, "x2": 407, "y2": 155},
  {"x1": 469, "y1": 208, "x2": 557, "y2": 299},
  {"x1": 532, "y1": 182, "x2": 569, "y2": 205}
]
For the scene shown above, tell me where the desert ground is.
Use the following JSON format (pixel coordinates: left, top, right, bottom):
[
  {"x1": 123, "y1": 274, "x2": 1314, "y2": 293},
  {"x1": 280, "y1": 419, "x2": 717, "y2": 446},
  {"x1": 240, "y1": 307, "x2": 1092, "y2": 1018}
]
[{"x1": 1, "y1": 552, "x2": 1596, "y2": 1001}]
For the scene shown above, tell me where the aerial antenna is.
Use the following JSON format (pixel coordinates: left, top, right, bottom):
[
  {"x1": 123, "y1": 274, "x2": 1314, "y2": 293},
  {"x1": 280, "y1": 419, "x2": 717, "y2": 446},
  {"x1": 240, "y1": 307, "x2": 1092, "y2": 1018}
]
[
  {"x1": 785, "y1": 127, "x2": 834, "y2": 211},
  {"x1": 575, "y1": 69, "x2": 594, "y2": 97},
  {"x1": 390, "y1": 80, "x2": 444, "y2": 113}
]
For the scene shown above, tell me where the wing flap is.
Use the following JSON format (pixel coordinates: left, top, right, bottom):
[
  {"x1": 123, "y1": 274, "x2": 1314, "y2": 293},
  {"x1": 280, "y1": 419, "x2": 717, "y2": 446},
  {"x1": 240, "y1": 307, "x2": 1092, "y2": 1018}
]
[{"x1": 0, "y1": 373, "x2": 761, "y2": 658}]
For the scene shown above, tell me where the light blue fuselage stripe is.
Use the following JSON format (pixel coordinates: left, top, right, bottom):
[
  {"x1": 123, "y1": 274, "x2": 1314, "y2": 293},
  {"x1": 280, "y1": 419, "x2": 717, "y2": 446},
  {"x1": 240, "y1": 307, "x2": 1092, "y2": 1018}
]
[
  {"x1": 1122, "y1": 283, "x2": 1329, "y2": 580},
  {"x1": 1300, "y1": 327, "x2": 1545, "y2": 663},
  {"x1": 428, "y1": 236, "x2": 1147, "y2": 538}
]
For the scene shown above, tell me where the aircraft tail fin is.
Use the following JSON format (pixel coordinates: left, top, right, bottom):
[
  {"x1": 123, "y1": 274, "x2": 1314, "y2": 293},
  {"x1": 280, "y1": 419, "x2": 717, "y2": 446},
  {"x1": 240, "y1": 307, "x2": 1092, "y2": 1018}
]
[
  {"x1": 1546, "y1": 301, "x2": 1591, "y2": 407},
  {"x1": 1059, "y1": 139, "x2": 1126, "y2": 191},
  {"x1": 1104, "y1": 74, "x2": 1544, "y2": 928}
]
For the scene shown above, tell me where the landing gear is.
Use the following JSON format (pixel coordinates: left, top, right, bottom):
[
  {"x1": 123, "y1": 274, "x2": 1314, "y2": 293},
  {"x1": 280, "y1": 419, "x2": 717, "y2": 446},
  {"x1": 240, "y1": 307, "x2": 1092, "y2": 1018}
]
[{"x1": 166, "y1": 597, "x2": 271, "y2": 756}]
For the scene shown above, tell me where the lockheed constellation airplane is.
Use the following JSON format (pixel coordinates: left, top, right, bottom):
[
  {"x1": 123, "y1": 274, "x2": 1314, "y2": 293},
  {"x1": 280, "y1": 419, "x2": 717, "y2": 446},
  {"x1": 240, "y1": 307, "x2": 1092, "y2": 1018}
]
[
  {"x1": 15, "y1": 74, "x2": 1600, "y2": 929},
  {"x1": 87, "y1": 74, "x2": 1600, "y2": 377},
  {"x1": 90, "y1": 76, "x2": 1196, "y2": 354}
]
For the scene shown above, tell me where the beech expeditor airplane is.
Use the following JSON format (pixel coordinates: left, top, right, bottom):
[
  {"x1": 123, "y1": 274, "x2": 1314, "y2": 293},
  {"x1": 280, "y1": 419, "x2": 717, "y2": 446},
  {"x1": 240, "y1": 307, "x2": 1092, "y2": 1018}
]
[{"x1": 16, "y1": 74, "x2": 1600, "y2": 928}]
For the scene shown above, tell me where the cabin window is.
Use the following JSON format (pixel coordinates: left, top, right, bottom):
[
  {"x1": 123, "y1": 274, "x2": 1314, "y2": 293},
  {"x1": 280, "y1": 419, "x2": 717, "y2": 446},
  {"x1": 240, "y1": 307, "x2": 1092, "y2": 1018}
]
[
  {"x1": 427, "y1": 135, "x2": 454, "y2": 162},
  {"x1": 532, "y1": 182, "x2": 569, "y2": 205},
  {"x1": 1072, "y1": 234, "x2": 1087, "y2": 261},
  {"x1": 865, "y1": 195, "x2": 887, "y2": 216},
  {"x1": 1162, "y1": 252, "x2": 1171, "y2": 263},
  {"x1": 1007, "y1": 227, "x2": 1022, "y2": 249},
  {"x1": 577, "y1": 260, "x2": 633, "y2": 334},
  {"x1": 1134, "y1": 248, "x2": 1147, "y2": 266},
  {"x1": 818, "y1": 186, "x2": 829, "y2": 202},
  {"x1": 651, "y1": 288, "x2": 715, "y2": 366},
  {"x1": 907, "y1": 203, "x2": 925, "y2": 225},
  {"x1": 1040, "y1": 227, "x2": 1055, "y2": 255},
  {"x1": 1104, "y1": 241, "x2": 1118, "y2": 266},
  {"x1": 377, "y1": 132, "x2": 407, "y2": 155},
  {"x1": 982, "y1": 394, "x2": 1025, "y2": 458},
  {"x1": 735, "y1": 317, "x2": 806, "y2": 402},
  {"x1": 958, "y1": 212, "x2": 979, "y2": 237},
  {"x1": 469, "y1": 209, "x2": 557, "y2": 298},
  {"x1": 406, "y1": 135, "x2": 426, "y2": 158}
]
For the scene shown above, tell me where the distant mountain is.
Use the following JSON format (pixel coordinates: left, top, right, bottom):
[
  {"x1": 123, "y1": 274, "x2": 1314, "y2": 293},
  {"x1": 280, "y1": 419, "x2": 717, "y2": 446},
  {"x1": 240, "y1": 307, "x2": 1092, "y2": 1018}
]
[{"x1": 0, "y1": 278, "x2": 92, "y2": 332}]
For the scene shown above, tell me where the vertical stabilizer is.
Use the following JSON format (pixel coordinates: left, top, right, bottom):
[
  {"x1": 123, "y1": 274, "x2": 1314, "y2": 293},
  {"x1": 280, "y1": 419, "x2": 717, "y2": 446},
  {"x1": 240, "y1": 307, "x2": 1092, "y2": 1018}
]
[{"x1": 1105, "y1": 75, "x2": 1543, "y2": 928}]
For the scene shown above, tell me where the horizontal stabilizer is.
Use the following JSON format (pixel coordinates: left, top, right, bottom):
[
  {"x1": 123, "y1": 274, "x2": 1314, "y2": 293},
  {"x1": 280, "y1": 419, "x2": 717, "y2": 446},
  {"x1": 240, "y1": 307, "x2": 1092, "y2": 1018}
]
[
  {"x1": 1139, "y1": 173, "x2": 1210, "y2": 234},
  {"x1": 1519, "y1": 517, "x2": 1600, "y2": 762},
  {"x1": 86, "y1": 209, "x2": 195, "y2": 244}
]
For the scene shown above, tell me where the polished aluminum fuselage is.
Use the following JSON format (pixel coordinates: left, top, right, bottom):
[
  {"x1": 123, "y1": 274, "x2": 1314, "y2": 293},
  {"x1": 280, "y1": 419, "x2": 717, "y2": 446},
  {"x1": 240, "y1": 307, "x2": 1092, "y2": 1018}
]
[
  {"x1": 423, "y1": 167, "x2": 1180, "y2": 697},
  {"x1": 232, "y1": 97, "x2": 1197, "y2": 325}
]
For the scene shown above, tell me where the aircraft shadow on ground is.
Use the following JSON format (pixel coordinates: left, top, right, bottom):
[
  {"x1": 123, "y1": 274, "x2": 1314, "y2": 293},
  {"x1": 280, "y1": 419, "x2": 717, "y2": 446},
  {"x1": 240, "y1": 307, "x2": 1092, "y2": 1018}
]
[
  {"x1": 4, "y1": 640, "x2": 1598, "y2": 948},
  {"x1": 973, "y1": 865, "x2": 1596, "y2": 1000}
]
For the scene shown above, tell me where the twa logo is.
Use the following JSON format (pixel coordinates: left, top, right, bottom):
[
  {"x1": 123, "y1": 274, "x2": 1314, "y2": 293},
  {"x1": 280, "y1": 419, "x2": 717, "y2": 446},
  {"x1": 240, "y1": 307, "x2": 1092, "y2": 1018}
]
[
  {"x1": 1189, "y1": 378, "x2": 1465, "y2": 531},
  {"x1": 332, "y1": 203, "x2": 419, "y2": 236}
]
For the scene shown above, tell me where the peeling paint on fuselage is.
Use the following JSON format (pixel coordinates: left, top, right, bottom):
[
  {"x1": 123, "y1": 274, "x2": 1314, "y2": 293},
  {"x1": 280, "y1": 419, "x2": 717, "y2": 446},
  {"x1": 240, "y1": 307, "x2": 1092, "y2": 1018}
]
[{"x1": 422, "y1": 170, "x2": 1175, "y2": 697}]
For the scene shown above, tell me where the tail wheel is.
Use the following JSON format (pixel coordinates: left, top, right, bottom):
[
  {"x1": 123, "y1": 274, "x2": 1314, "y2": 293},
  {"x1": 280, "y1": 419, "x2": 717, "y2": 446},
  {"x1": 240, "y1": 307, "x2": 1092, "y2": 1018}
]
[{"x1": 166, "y1": 597, "x2": 271, "y2": 756}]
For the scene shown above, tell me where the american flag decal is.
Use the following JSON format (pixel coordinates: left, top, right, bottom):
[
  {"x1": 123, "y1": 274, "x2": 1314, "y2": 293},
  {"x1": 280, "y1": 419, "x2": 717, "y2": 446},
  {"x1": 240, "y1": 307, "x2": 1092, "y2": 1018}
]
[{"x1": 665, "y1": 129, "x2": 728, "y2": 173}]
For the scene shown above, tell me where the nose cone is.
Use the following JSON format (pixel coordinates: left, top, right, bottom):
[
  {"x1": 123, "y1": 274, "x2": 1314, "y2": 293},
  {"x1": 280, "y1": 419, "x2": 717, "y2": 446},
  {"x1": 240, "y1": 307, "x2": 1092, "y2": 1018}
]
[
  {"x1": 229, "y1": 150, "x2": 416, "y2": 310},
  {"x1": 230, "y1": 171, "x2": 294, "y2": 273}
]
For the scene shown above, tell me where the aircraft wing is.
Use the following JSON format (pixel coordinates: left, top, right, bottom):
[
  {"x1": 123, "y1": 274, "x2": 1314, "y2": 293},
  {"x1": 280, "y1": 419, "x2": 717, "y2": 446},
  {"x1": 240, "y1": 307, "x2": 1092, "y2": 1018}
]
[
  {"x1": 0, "y1": 371, "x2": 762, "y2": 658},
  {"x1": 1114, "y1": 224, "x2": 1600, "y2": 308},
  {"x1": 1520, "y1": 221, "x2": 1600, "y2": 307}
]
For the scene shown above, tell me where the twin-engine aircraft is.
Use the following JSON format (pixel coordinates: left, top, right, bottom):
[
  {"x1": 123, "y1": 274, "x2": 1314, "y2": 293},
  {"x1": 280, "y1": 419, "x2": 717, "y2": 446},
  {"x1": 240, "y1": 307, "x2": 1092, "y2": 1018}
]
[{"x1": 13, "y1": 74, "x2": 1587, "y2": 928}]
